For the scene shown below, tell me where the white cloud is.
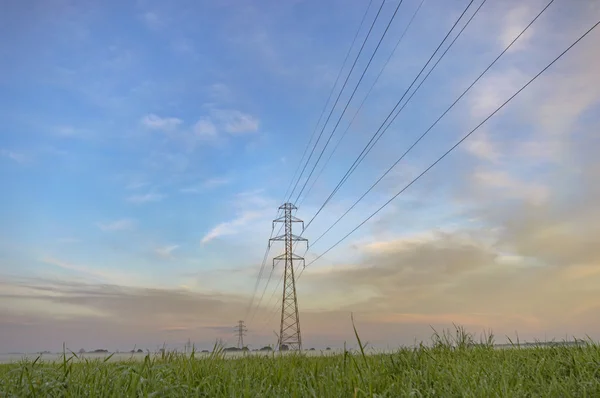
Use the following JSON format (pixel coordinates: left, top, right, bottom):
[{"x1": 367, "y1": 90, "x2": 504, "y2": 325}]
[
  {"x1": 141, "y1": 114, "x2": 182, "y2": 131},
  {"x1": 211, "y1": 109, "x2": 259, "y2": 134},
  {"x1": 126, "y1": 181, "x2": 150, "y2": 190},
  {"x1": 234, "y1": 189, "x2": 271, "y2": 209},
  {"x1": 1, "y1": 149, "x2": 29, "y2": 164},
  {"x1": 208, "y1": 83, "x2": 232, "y2": 102},
  {"x1": 468, "y1": 68, "x2": 526, "y2": 120},
  {"x1": 464, "y1": 131, "x2": 501, "y2": 163},
  {"x1": 40, "y1": 146, "x2": 68, "y2": 157},
  {"x1": 499, "y1": 4, "x2": 535, "y2": 52},
  {"x1": 141, "y1": 11, "x2": 163, "y2": 29},
  {"x1": 57, "y1": 237, "x2": 81, "y2": 244},
  {"x1": 171, "y1": 37, "x2": 195, "y2": 55},
  {"x1": 54, "y1": 125, "x2": 89, "y2": 138},
  {"x1": 126, "y1": 192, "x2": 165, "y2": 204},
  {"x1": 155, "y1": 245, "x2": 180, "y2": 259},
  {"x1": 139, "y1": 110, "x2": 259, "y2": 150},
  {"x1": 534, "y1": 44, "x2": 600, "y2": 138},
  {"x1": 361, "y1": 231, "x2": 449, "y2": 255},
  {"x1": 201, "y1": 211, "x2": 263, "y2": 244},
  {"x1": 204, "y1": 177, "x2": 231, "y2": 189},
  {"x1": 97, "y1": 218, "x2": 136, "y2": 232},
  {"x1": 473, "y1": 170, "x2": 549, "y2": 205},
  {"x1": 193, "y1": 118, "x2": 217, "y2": 138},
  {"x1": 40, "y1": 257, "x2": 137, "y2": 286},
  {"x1": 180, "y1": 177, "x2": 230, "y2": 194},
  {"x1": 179, "y1": 187, "x2": 201, "y2": 194},
  {"x1": 201, "y1": 190, "x2": 274, "y2": 244}
]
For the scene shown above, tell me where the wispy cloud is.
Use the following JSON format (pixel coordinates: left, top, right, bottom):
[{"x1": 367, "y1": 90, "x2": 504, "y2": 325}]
[
  {"x1": 499, "y1": 4, "x2": 535, "y2": 52},
  {"x1": 139, "y1": 110, "x2": 259, "y2": 151},
  {"x1": 140, "y1": 11, "x2": 164, "y2": 29},
  {"x1": 57, "y1": 237, "x2": 81, "y2": 244},
  {"x1": 211, "y1": 109, "x2": 259, "y2": 134},
  {"x1": 154, "y1": 245, "x2": 180, "y2": 259},
  {"x1": 126, "y1": 181, "x2": 150, "y2": 190},
  {"x1": 40, "y1": 257, "x2": 134, "y2": 285},
  {"x1": 468, "y1": 68, "x2": 526, "y2": 120},
  {"x1": 126, "y1": 192, "x2": 165, "y2": 204},
  {"x1": 97, "y1": 218, "x2": 136, "y2": 232},
  {"x1": 204, "y1": 177, "x2": 231, "y2": 189},
  {"x1": 171, "y1": 37, "x2": 195, "y2": 55},
  {"x1": 233, "y1": 189, "x2": 271, "y2": 209},
  {"x1": 208, "y1": 83, "x2": 233, "y2": 102},
  {"x1": 472, "y1": 170, "x2": 549, "y2": 205},
  {"x1": 464, "y1": 131, "x2": 501, "y2": 163},
  {"x1": 0, "y1": 277, "x2": 254, "y2": 352},
  {"x1": 201, "y1": 189, "x2": 274, "y2": 244},
  {"x1": 201, "y1": 211, "x2": 263, "y2": 244},
  {"x1": 192, "y1": 117, "x2": 217, "y2": 139},
  {"x1": 180, "y1": 176, "x2": 231, "y2": 194},
  {"x1": 1, "y1": 149, "x2": 29, "y2": 164},
  {"x1": 53, "y1": 125, "x2": 91, "y2": 139},
  {"x1": 140, "y1": 114, "x2": 182, "y2": 132},
  {"x1": 179, "y1": 187, "x2": 202, "y2": 194}
]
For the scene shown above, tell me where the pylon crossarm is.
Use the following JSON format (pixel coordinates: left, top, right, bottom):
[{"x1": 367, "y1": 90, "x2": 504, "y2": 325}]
[
  {"x1": 278, "y1": 203, "x2": 298, "y2": 211},
  {"x1": 290, "y1": 234, "x2": 308, "y2": 241}
]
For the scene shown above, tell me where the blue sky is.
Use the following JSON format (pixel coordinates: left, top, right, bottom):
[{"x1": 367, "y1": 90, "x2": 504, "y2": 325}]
[{"x1": 1, "y1": 0, "x2": 600, "y2": 353}]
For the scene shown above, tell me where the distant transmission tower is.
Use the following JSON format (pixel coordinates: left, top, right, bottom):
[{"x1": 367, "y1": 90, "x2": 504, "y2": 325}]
[
  {"x1": 235, "y1": 320, "x2": 247, "y2": 349},
  {"x1": 269, "y1": 203, "x2": 308, "y2": 351}
]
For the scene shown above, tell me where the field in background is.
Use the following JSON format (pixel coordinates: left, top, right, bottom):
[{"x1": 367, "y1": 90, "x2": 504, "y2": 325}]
[
  {"x1": 1, "y1": 327, "x2": 600, "y2": 396},
  {"x1": 0, "y1": 349, "x2": 338, "y2": 364}
]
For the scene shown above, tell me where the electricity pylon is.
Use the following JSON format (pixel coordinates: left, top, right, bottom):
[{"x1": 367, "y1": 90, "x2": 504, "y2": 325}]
[
  {"x1": 234, "y1": 320, "x2": 247, "y2": 349},
  {"x1": 269, "y1": 203, "x2": 308, "y2": 351}
]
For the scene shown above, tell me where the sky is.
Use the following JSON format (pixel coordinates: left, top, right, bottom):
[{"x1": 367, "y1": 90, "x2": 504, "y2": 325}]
[{"x1": 1, "y1": 0, "x2": 599, "y2": 353}]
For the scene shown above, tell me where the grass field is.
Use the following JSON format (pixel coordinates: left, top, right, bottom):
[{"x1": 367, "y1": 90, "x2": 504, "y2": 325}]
[{"x1": 1, "y1": 327, "x2": 599, "y2": 397}]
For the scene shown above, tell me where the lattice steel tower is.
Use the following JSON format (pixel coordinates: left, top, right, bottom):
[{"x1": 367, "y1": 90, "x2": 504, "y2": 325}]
[
  {"x1": 269, "y1": 203, "x2": 308, "y2": 351},
  {"x1": 234, "y1": 320, "x2": 247, "y2": 349}
]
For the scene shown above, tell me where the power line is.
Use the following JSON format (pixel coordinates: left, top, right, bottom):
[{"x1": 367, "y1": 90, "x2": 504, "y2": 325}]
[
  {"x1": 298, "y1": 0, "x2": 428, "y2": 209},
  {"x1": 244, "y1": 208, "x2": 282, "y2": 321},
  {"x1": 247, "y1": 254, "x2": 277, "y2": 325},
  {"x1": 301, "y1": 16, "x2": 600, "y2": 273},
  {"x1": 244, "y1": 240, "x2": 273, "y2": 319},
  {"x1": 292, "y1": 0, "x2": 408, "y2": 205},
  {"x1": 301, "y1": 0, "x2": 477, "y2": 233},
  {"x1": 255, "y1": 263, "x2": 285, "y2": 333},
  {"x1": 295, "y1": 0, "x2": 479, "y2": 283},
  {"x1": 247, "y1": 221, "x2": 287, "y2": 325},
  {"x1": 248, "y1": 0, "x2": 376, "y2": 325},
  {"x1": 249, "y1": 2, "x2": 389, "y2": 321},
  {"x1": 287, "y1": 0, "x2": 387, "y2": 203},
  {"x1": 281, "y1": 0, "x2": 375, "y2": 204},
  {"x1": 278, "y1": 0, "x2": 420, "y2": 291},
  {"x1": 302, "y1": 0, "x2": 478, "y2": 230},
  {"x1": 308, "y1": 0, "x2": 554, "y2": 250},
  {"x1": 286, "y1": 0, "x2": 449, "y2": 282}
]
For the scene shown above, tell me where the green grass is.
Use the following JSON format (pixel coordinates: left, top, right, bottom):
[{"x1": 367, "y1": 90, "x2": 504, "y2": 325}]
[{"x1": 1, "y1": 327, "x2": 600, "y2": 397}]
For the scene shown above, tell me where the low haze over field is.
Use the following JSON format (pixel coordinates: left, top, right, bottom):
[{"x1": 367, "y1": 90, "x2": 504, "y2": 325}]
[{"x1": 1, "y1": 0, "x2": 599, "y2": 353}]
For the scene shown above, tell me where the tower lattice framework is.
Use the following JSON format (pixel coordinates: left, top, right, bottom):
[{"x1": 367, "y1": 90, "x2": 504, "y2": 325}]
[
  {"x1": 269, "y1": 203, "x2": 308, "y2": 351},
  {"x1": 234, "y1": 320, "x2": 247, "y2": 349}
]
